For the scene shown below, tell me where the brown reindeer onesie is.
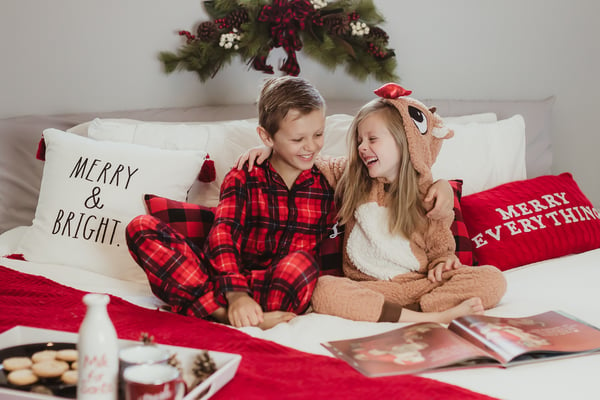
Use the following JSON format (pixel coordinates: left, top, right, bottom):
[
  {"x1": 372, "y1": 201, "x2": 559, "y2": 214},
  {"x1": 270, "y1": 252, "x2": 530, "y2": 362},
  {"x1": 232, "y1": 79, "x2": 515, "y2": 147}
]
[{"x1": 312, "y1": 84, "x2": 506, "y2": 322}]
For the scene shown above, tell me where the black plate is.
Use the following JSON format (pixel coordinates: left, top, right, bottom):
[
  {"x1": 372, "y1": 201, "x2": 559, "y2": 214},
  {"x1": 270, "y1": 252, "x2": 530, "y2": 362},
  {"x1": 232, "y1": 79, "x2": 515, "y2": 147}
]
[{"x1": 0, "y1": 342, "x2": 77, "y2": 398}]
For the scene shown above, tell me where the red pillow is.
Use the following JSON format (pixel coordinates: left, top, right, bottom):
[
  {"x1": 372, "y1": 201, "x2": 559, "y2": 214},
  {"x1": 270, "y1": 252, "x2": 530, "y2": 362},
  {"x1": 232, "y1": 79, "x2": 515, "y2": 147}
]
[
  {"x1": 460, "y1": 173, "x2": 600, "y2": 271},
  {"x1": 318, "y1": 203, "x2": 344, "y2": 277},
  {"x1": 144, "y1": 194, "x2": 215, "y2": 249},
  {"x1": 449, "y1": 179, "x2": 474, "y2": 265}
]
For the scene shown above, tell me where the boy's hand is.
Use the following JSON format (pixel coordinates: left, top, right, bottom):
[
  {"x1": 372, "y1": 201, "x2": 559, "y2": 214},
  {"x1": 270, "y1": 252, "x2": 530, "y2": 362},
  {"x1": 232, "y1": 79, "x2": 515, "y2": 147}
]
[
  {"x1": 235, "y1": 146, "x2": 272, "y2": 171},
  {"x1": 428, "y1": 256, "x2": 463, "y2": 282},
  {"x1": 226, "y1": 291, "x2": 264, "y2": 327},
  {"x1": 425, "y1": 179, "x2": 454, "y2": 219}
]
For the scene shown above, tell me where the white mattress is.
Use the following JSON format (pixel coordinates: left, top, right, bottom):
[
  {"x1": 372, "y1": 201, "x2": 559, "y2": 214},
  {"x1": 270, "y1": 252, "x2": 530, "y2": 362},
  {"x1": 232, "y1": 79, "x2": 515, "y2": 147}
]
[{"x1": 2, "y1": 226, "x2": 600, "y2": 400}]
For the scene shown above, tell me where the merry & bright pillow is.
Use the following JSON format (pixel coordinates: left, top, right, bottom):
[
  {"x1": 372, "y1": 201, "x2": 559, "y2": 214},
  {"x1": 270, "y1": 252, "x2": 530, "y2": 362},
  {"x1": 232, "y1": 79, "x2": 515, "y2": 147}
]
[{"x1": 16, "y1": 129, "x2": 207, "y2": 282}]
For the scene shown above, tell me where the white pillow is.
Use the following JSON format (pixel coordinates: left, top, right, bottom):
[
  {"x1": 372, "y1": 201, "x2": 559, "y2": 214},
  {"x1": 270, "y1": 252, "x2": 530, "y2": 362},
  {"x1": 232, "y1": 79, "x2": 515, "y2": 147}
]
[
  {"x1": 432, "y1": 114, "x2": 527, "y2": 195},
  {"x1": 323, "y1": 114, "x2": 353, "y2": 157},
  {"x1": 87, "y1": 115, "x2": 354, "y2": 207},
  {"x1": 88, "y1": 117, "x2": 259, "y2": 207},
  {"x1": 84, "y1": 111, "x2": 511, "y2": 205},
  {"x1": 16, "y1": 129, "x2": 207, "y2": 282},
  {"x1": 442, "y1": 112, "x2": 497, "y2": 124}
]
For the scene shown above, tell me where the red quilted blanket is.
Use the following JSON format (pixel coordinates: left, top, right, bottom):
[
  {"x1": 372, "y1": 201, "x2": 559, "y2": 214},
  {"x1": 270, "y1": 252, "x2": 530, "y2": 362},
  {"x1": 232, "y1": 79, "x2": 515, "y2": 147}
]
[{"x1": 0, "y1": 265, "x2": 496, "y2": 399}]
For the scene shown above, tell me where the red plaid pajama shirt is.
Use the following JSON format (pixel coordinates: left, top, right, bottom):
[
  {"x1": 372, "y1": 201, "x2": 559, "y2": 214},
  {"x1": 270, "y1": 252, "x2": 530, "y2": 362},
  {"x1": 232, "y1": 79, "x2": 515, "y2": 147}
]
[{"x1": 127, "y1": 161, "x2": 338, "y2": 319}]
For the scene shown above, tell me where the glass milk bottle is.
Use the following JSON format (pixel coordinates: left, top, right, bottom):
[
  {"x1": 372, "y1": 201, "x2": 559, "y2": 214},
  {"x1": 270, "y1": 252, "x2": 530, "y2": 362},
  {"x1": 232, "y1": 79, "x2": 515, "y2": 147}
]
[{"x1": 77, "y1": 293, "x2": 119, "y2": 400}]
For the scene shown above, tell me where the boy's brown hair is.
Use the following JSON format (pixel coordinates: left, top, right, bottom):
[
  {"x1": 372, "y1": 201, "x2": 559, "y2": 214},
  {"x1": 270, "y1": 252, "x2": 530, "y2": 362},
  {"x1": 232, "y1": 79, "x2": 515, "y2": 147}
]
[{"x1": 257, "y1": 76, "x2": 325, "y2": 136}]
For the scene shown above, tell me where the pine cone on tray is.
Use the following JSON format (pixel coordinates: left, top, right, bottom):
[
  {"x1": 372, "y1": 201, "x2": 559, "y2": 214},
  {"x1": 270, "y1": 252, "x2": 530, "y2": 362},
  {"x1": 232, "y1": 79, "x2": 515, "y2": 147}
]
[
  {"x1": 168, "y1": 353, "x2": 183, "y2": 376},
  {"x1": 190, "y1": 351, "x2": 218, "y2": 388},
  {"x1": 138, "y1": 332, "x2": 155, "y2": 345}
]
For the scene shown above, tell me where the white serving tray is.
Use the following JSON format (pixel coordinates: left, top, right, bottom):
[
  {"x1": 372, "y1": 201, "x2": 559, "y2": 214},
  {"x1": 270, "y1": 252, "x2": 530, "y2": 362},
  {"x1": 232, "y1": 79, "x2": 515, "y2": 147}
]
[{"x1": 0, "y1": 326, "x2": 242, "y2": 400}]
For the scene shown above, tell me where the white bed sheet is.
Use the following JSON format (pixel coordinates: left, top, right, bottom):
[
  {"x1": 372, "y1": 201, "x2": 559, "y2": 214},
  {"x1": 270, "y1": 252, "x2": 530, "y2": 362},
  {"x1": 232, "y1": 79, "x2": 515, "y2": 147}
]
[
  {"x1": 239, "y1": 250, "x2": 600, "y2": 400},
  {"x1": 2, "y1": 226, "x2": 600, "y2": 400}
]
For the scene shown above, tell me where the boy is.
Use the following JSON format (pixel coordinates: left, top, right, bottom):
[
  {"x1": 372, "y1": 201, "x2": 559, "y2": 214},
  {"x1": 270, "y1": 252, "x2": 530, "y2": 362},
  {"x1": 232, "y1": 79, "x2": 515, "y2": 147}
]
[{"x1": 127, "y1": 76, "x2": 336, "y2": 329}]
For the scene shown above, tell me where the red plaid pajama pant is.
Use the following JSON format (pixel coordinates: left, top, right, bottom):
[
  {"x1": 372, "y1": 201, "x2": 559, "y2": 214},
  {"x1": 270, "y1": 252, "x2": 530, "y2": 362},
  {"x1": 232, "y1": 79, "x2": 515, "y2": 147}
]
[{"x1": 126, "y1": 215, "x2": 318, "y2": 319}]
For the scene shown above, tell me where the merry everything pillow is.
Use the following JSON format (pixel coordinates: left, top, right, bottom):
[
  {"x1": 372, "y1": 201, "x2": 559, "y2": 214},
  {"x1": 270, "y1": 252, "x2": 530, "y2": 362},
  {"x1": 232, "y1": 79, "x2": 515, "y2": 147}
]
[
  {"x1": 16, "y1": 128, "x2": 207, "y2": 282},
  {"x1": 460, "y1": 173, "x2": 600, "y2": 271}
]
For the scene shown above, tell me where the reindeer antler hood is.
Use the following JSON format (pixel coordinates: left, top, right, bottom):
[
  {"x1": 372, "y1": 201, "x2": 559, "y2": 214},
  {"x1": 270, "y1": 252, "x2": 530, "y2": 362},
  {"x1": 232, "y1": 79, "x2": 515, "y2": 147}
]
[{"x1": 373, "y1": 83, "x2": 453, "y2": 185}]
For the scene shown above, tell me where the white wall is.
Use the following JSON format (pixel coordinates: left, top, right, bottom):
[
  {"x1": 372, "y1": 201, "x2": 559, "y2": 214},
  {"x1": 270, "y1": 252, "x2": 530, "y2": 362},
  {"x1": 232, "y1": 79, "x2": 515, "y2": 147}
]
[{"x1": 2, "y1": 0, "x2": 599, "y2": 205}]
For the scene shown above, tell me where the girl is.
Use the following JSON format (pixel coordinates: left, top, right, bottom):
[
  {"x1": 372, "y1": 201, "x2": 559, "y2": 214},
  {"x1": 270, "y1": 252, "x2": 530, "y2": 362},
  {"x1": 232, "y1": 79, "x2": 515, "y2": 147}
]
[
  {"x1": 310, "y1": 84, "x2": 507, "y2": 324},
  {"x1": 239, "y1": 84, "x2": 506, "y2": 324}
]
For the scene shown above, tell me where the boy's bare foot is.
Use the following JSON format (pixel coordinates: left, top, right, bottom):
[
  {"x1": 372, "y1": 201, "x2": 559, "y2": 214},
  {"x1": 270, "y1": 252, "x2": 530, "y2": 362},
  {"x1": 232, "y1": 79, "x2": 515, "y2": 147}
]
[
  {"x1": 400, "y1": 297, "x2": 484, "y2": 325},
  {"x1": 211, "y1": 308, "x2": 296, "y2": 329},
  {"x1": 258, "y1": 311, "x2": 296, "y2": 330}
]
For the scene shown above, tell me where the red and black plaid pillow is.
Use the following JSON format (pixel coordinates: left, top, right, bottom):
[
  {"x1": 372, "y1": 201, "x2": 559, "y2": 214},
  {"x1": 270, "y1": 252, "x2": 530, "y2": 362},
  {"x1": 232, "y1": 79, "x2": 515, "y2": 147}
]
[
  {"x1": 449, "y1": 179, "x2": 474, "y2": 265},
  {"x1": 317, "y1": 234, "x2": 344, "y2": 277},
  {"x1": 317, "y1": 204, "x2": 344, "y2": 277},
  {"x1": 144, "y1": 194, "x2": 215, "y2": 249},
  {"x1": 143, "y1": 180, "x2": 474, "y2": 271}
]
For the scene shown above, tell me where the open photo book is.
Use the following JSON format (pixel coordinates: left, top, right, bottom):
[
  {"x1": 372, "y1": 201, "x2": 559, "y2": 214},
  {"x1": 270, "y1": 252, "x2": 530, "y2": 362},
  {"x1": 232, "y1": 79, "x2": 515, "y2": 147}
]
[{"x1": 322, "y1": 311, "x2": 600, "y2": 377}]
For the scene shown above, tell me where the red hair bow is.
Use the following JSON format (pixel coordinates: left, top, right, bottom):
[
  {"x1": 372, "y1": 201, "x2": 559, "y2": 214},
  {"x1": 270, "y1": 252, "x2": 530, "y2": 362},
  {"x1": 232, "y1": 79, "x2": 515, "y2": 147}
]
[{"x1": 374, "y1": 83, "x2": 412, "y2": 99}]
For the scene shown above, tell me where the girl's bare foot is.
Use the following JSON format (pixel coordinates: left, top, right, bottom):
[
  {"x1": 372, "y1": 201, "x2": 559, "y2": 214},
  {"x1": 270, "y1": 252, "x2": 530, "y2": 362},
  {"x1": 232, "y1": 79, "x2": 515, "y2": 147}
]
[
  {"x1": 258, "y1": 311, "x2": 296, "y2": 330},
  {"x1": 400, "y1": 297, "x2": 484, "y2": 324},
  {"x1": 435, "y1": 297, "x2": 484, "y2": 324}
]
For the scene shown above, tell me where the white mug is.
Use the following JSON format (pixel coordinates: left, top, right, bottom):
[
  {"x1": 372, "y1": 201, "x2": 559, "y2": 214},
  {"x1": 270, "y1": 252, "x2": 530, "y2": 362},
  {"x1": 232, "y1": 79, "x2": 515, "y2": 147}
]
[
  {"x1": 123, "y1": 364, "x2": 186, "y2": 400},
  {"x1": 119, "y1": 345, "x2": 171, "y2": 397},
  {"x1": 119, "y1": 345, "x2": 171, "y2": 369}
]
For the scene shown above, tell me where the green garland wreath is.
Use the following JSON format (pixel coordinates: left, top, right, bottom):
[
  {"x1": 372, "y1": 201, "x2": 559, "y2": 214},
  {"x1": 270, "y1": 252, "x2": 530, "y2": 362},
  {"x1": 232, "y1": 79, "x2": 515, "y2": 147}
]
[{"x1": 159, "y1": 0, "x2": 399, "y2": 82}]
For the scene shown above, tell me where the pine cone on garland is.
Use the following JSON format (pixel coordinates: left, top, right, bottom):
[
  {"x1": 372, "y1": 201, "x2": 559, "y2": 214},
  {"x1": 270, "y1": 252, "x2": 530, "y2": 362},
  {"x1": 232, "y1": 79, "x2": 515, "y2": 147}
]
[
  {"x1": 368, "y1": 26, "x2": 389, "y2": 41},
  {"x1": 323, "y1": 14, "x2": 349, "y2": 36},
  {"x1": 227, "y1": 8, "x2": 249, "y2": 29},
  {"x1": 190, "y1": 351, "x2": 218, "y2": 388},
  {"x1": 197, "y1": 21, "x2": 219, "y2": 42}
]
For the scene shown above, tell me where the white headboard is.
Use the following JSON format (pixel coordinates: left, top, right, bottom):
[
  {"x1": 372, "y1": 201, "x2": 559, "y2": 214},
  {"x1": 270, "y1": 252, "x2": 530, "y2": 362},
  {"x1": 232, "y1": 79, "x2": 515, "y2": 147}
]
[{"x1": 0, "y1": 97, "x2": 553, "y2": 234}]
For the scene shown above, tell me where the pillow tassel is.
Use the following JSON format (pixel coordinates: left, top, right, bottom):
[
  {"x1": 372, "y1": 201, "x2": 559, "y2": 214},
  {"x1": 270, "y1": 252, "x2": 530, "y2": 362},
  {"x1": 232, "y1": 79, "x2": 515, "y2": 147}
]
[
  {"x1": 197, "y1": 155, "x2": 216, "y2": 182},
  {"x1": 36, "y1": 137, "x2": 46, "y2": 161}
]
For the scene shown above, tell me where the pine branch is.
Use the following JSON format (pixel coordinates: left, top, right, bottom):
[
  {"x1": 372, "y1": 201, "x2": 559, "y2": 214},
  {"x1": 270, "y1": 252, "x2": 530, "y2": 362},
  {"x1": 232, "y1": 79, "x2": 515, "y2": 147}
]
[
  {"x1": 158, "y1": 0, "x2": 401, "y2": 83},
  {"x1": 354, "y1": 0, "x2": 385, "y2": 24}
]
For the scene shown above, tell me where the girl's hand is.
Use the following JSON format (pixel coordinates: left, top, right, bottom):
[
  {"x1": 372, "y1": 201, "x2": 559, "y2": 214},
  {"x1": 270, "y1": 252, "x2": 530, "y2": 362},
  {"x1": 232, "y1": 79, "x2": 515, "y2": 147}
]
[
  {"x1": 425, "y1": 179, "x2": 454, "y2": 220},
  {"x1": 226, "y1": 292, "x2": 264, "y2": 327},
  {"x1": 428, "y1": 256, "x2": 463, "y2": 282},
  {"x1": 235, "y1": 146, "x2": 272, "y2": 171}
]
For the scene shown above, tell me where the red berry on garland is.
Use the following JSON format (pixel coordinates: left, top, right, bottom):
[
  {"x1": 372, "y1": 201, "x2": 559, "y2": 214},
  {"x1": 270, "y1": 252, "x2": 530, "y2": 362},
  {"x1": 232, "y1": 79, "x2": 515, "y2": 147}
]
[
  {"x1": 348, "y1": 11, "x2": 360, "y2": 21},
  {"x1": 178, "y1": 30, "x2": 195, "y2": 43}
]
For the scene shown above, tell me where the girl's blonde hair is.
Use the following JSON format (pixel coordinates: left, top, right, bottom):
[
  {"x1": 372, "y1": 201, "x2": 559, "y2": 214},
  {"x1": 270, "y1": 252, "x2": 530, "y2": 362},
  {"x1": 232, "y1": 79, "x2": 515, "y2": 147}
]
[{"x1": 335, "y1": 98, "x2": 426, "y2": 238}]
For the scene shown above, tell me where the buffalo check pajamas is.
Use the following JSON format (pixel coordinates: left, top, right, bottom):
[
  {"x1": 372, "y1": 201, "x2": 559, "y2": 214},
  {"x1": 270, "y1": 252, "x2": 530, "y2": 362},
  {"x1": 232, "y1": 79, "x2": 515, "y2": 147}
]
[{"x1": 127, "y1": 161, "x2": 338, "y2": 319}]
